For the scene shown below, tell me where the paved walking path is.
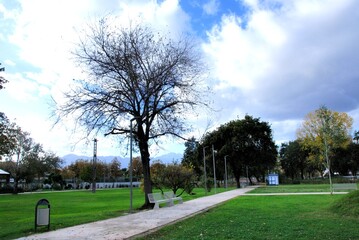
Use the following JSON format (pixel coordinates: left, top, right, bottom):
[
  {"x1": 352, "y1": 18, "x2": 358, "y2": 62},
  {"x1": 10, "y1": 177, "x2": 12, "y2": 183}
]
[{"x1": 19, "y1": 187, "x2": 257, "y2": 240}]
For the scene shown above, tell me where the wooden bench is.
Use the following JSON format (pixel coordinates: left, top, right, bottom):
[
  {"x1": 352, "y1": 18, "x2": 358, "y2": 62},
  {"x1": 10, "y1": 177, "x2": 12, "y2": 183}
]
[
  {"x1": 164, "y1": 191, "x2": 183, "y2": 206},
  {"x1": 333, "y1": 183, "x2": 358, "y2": 192},
  {"x1": 148, "y1": 192, "x2": 171, "y2": 209}
]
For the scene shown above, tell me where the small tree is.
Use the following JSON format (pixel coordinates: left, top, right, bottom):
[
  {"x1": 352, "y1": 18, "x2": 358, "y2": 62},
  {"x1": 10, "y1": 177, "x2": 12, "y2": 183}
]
[
  {"x1": 109, "y1": 157, "x2": 122, "y2": 181},
  {"x1": 150, "y1": 160, "x2": 166, "y2": 190},
  {"x1": 297, "y1": 106, "x2": 353, "y2": 193},
  {"x1": 129, "y1": 157, "x2": 143, "y2": 179},
  {"x1": 151, "y1": 162, "x2": 196, "y2": 196}
]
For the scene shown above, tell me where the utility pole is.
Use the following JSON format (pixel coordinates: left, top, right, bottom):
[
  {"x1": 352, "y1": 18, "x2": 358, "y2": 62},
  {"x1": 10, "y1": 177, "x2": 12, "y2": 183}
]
[
  {"x1": 129, "y1": 118, "x2": 138, "y2": 213},
  {"x1": 212, "y1": 145, "x2": 217, "y2": 194},
  {"x1": 92, "y1": 138, "x2": 97, "y2": 193},
  {"x1": 224, "y1": 155, "x2": 228, "y2": 189},
  {"x1": 203, "y1": 146, "x2": 208, "y2": 195}
]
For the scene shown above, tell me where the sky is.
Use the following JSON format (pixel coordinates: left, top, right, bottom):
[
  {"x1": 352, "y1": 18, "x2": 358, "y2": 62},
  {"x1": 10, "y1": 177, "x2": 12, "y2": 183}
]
[{"x1": 1, "y1": 0, "x2": 359, "y2": 159}]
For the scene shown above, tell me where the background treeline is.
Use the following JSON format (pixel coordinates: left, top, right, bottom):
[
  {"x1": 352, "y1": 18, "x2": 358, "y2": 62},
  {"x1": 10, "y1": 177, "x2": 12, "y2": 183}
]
[
  {"x1": 0, "y1": 112, "x2": 62, "y2": 193},
  {"x1": 279, "y1": 137, "x2": 359, "y2": 183},
  {"x1": 2, "y1": 104, "x2": 359, "y2": 194}
]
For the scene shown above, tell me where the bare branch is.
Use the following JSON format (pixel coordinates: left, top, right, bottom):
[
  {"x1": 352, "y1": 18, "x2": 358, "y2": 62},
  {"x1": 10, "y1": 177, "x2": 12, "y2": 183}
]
[{"x1": 54, "y1": 18, "x2": 209, "y2": 207}]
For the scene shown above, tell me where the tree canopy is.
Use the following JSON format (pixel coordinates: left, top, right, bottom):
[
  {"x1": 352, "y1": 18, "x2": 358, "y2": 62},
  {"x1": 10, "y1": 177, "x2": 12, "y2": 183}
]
[
  {"x1": 189, "y1": 115, "x2": 277, "y2": 188},
  {"x1": 279, "y1": 140, "x2": 309, "y2": 180},
  {"x1": 151, "y1": 161, "x2": 196, "y2": 196}
]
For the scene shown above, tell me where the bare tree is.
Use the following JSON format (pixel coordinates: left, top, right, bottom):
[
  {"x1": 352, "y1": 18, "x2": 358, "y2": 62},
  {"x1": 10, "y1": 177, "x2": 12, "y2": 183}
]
[{"x1": 55, "y1": 18, "x2": 208, "y2": 208}]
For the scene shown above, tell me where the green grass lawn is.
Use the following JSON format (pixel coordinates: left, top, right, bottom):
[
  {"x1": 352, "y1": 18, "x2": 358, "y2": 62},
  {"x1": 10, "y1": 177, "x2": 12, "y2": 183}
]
[
  {"x1": 247, "y1": 183, "x2": 333, "y2": 193},
  {"x1": 140, "y1": 194, "x2": 359, "y2": 240},
  {"x1": 248, "y1": 183, "x2": 359, "y2": 194},
  {"x1": 0, "y1": 189, "x2": 143, "y2": 239},
  {"x1": 2, "y1": 185, "x2": 358, "y2": 239},
  {"x1": 0, "y1": 187, "x2": 229, "y2": 239}
]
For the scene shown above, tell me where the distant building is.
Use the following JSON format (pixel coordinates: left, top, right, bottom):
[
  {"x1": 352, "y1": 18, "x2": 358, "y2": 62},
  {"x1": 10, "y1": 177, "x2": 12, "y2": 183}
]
[
  {"x1": 0, "y1": 169, "x2": 10, "y2": 187},
  {"x1": 267, "y1": 173, "x2": 279, "y2": 185}
]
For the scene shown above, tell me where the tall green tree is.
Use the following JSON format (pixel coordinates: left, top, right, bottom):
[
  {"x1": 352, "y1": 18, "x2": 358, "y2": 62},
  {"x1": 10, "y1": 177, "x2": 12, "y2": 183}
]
[
  {"x1": 202, "y1": 115, "x2": 277, "y2": 187},
  {"x1": 279, "y1": 140, "x2": 309, "y2": 180},
  {"x1": 297, "y1": 106, "x2": 353, "y2": 193},
  {"x1": 348, "y1": 141, "x2": 359, "y2": 176},
  {"x1": 55, "y1": 19, "x2": 208, "y2": 208},
  {"x1": 182, "y1": 137, "x2": 201, "y2": 176},
  {"x1": 332, "y1": 140, "x2": 359, "y2": 176}
]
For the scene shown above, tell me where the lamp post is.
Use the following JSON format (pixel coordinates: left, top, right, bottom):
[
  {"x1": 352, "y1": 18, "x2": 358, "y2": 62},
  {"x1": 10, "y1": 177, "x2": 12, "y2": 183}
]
[
  {"x1": 212, "y1": 145, "x2": 217, "y2": 194},
  {"x1": 203, "y1": 146, "x2": 208, "y2": 195},
  {"x1": 92, "y1": 138, "x2": 97, "y2": 193},
  {"x1": 129, "y1": 117, "x2": 137, "y2": 213},
  {"x1": 224, "y1": 155, "x2": 228, "y2": 189},
  {"x1": 246, "y1": 165, "x2": 249, "y2": 186}
]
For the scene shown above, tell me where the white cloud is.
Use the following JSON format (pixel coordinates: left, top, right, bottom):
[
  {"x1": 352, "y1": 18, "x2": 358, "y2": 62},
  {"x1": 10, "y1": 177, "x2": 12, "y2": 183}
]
[
  {"x1": 3, "y1": 72, "x2": 39, "y2": 101},
  {"x1": 0, "y1": 0, "x2": 193, "y2": 156},
  {"x1": 2, "y1": 0, "x2": 359, "y2": 157},
  {"x1": 202, "y1": 0, "x2": 359, "y2": 142},
  {"x1": 3, "y1": 59, "x2": 15, "y2": 66},
  {"x1": 203, "y1": 0, "x2": 220, "y2": 15},
  {"x1": 115, "y1": 0, "x2": 191, "y2": 38},
  {"x1": 204, "y1": 0, "x2": 359, "y2": 115}
]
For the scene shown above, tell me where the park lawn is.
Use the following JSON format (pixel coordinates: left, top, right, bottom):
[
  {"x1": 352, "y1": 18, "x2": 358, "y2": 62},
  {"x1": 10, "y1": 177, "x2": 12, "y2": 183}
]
[
  {"x1": 0, "y1": 188, "x2": 145, "y2": 239},
  {"x1": 0, "y1": 187, "x2": 227, "y2": 239},
  {"x1": 140, "y1": 194, "x2": 359, "y2": 240},
  {"x1": 248, "y1": 183, "x2": 333, "y2": 193}
]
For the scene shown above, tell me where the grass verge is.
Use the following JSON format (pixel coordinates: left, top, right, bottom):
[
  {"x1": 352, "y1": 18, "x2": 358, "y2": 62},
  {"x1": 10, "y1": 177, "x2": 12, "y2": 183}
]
[
  {"x1": 140, "y1": 194, "x2": 359, "y2": 240},
  {"x1": 247, "y1": 183, "x2": 332, "y2": 193}
]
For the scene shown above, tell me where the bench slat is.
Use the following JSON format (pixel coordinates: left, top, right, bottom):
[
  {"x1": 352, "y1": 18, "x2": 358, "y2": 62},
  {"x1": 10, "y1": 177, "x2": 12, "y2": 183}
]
[
  {"x1": 148, "y1": 193, "x2": 171, "y2": 209},
  {"x1": 164, "y1": 191, "x2": 183, "y2": 206}
]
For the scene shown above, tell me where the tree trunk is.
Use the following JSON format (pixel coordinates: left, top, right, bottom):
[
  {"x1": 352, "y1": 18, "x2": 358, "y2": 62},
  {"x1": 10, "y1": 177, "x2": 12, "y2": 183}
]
[
  {"x1": 300, "y1": 169, "x2": 304, "y2": 180},
  {"x1": 139, "y1": 138, "x2": 153, "y2": 209},
  {"x1": 13, "y1": 179, "x2": 19, "y2": 194},
  {"x1": 248, "y1": 177, "x2": 253, "y2": 185},
  {"x1": 235, "y1": 176, "x2": 240, "y2": 188},
  {"x1": 230, "y1": 163, "x2": 242, "y2": 188},
  {"x1": 324, "y1": 138, "x2": 333, "y2": 194}
]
